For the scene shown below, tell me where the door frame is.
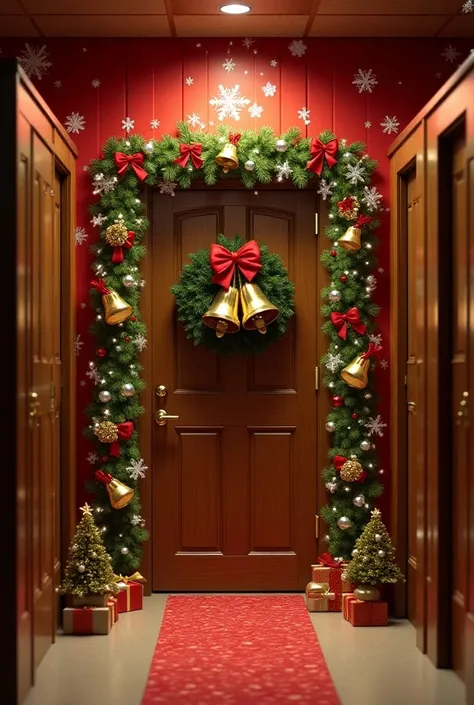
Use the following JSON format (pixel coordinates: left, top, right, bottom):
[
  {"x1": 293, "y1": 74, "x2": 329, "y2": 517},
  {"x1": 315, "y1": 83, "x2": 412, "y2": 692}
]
[{"x1": 138, "y1": 182, "x2": 329, "y2": 594}]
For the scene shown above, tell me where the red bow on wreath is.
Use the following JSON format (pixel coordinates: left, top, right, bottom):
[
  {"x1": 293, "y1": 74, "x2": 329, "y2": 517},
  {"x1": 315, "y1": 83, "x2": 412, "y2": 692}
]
[
  {"x1": 360, "y1": 342, "x2": 382, "y2": 360},
  {"x1": 110, "y1": 421, "x2": 134, "y2": 457},
  {"x1": 210, "y1": 240, "x2": 262, "y2": 291},
  {"x1": 174, "y1": 143, "x2": 203, "y2": 169},
  {"x1": 95, "y1": 469, "x2": 113, "y2": 485},
  {"x1": 228, "y1": 133, "x2": 241, "y2": 145},
  {"x1": 330, "y1": 307, "x2": 366, "y2": 340},
  {"x1": 114, "y1": 152, "x2": 148, "y2": 182},
  {"x1": 317, "y1": 552, "x2": 344, "y2": 568},
  {"x1": 334, "y1": 455, "x2": 367, "y2": 482},
  {"x1": 112, "y1": 231, "x2": 136, "y2": 264},
  {"x1": 307, "y1": 137, "x2": 338, "y2": 176},
  {"x1": 355, "y1": 214, "x2": 372, "y2": 228}
]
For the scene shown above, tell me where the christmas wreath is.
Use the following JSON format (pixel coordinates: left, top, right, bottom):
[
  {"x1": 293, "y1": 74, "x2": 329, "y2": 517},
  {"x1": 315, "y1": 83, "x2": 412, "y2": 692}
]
[{"x1": 172, "y1": 234, "x2": 295, "y2": 356}]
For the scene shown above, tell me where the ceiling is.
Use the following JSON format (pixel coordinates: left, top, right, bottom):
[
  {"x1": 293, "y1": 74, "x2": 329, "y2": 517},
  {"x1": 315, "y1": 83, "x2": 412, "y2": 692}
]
[{"x1": 0, "y1": 0, "x2": 472, "y2": 38}]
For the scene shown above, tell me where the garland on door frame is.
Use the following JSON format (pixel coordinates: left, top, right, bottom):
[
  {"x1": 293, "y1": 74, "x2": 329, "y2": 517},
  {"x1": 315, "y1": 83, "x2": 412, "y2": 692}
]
[{"x1": 85, "y1": 122, "x2": 383, "y2": 573}]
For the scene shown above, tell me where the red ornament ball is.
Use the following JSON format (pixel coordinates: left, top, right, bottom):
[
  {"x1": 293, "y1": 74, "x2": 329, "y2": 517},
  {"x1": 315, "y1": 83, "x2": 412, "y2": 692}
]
[
  {"x1": 331, "y1": 395, "x2": 344, "y2": 408},
  {"x1": 97, "y1": 347, "x2": 107, "y2": 358},
  {"x1": 101, "y1": 456, "x2": 109, "y2": 463},
  {"x1": 124, "y1": 336, "x2": 131, "y2": 343},
  {"x1": 352, "y1": 412, "x2": 359, "y2": 419},
  {"x1": 330, "y1": 250, "x2": 337, "y2": 257},
  {"x1": 340, "y1": 275, "x2": 347, "y2": 283},
  {"x1": 131, "y1": 316, "x2": 137, "y2": 322}
]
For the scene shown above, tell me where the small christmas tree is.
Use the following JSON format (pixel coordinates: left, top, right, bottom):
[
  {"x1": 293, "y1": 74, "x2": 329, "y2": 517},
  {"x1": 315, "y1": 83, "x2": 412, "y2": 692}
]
[
  {"x1": 60, "y1": 503, "x2": 119, "y2": 598},
  {"x1": 345, "y1": 508, "x2": 404, "y2": 586}
]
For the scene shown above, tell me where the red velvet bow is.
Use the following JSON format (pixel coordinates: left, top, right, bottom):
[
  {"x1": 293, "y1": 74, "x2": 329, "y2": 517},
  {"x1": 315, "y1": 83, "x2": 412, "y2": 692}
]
[
  {"x1": 228, "y1": 133, "x2": 241, "y2": 145},
  {"x1": 307, "y1": 137, "x2": 338, "y2": 176},
  {"x1": 317, "y1": 552, "x2": 344, "y2": 568},
  {"x1": 355, "y1": 214, "x2": 372, "y2": 228},
  {"x1": 111, "y1": 231, "x2": 136, "y2": 264},
  {"x1": 174, "y1": 143, "x2": 203, "y2": 169},
  {"x1": 210, "y1": 240, "x2": 262, "y2": 291},
  {"x1": 110, "y1": 421, "x2": 134, "y2": 457},
  {"x1": 91, "y1": 278, "x2": 110, "y2": 295},
  {"x1": 360, "y1": 342, "x2": 382, "y2": 360},
  {"x1": 334, "y1": 455, "x2": 367, "y2": 482},
  {"x1": 114, "y1": 152, "x2": 148, "y2": 182},
  {"x1": 330, "y1": 307, "x2": 366, "y2": 340},
  {"x1": 95, "y1": 470, "x2": 113, "y2": 485}
]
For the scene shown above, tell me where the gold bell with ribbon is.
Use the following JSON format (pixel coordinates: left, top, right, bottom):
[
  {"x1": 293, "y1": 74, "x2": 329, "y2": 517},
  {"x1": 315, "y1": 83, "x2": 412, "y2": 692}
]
[
  {"x1": 202, "y1": 286, "x2": 240, "y2": 338},
  {"x1": 91, "y1": 278, "x2": 132, "y2": 325},
  {"x1": 340, "y1": 354, "x2": 369, "y2": 390},
  {"x1": 338, "y1": 225, "x2": 362, "y2": 251},
  {"x1": 95, "y1": 470, "x2": 135, "y2": 509},
  {"x1": 240, "y1": 282, "x2": 280, "y2": 335},
  {"x1": 215, "y1": 142, "x2": 239, "y2": 173}
]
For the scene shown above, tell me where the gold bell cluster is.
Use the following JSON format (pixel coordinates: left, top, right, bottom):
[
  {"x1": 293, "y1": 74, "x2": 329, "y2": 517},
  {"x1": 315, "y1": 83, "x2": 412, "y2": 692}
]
[{"x1": 202, "y1": 282, "x2": 279, "y2": 338}]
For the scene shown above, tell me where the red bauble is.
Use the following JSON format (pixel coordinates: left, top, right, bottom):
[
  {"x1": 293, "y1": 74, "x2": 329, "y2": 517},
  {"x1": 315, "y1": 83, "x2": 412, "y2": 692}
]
[
  {"x1": 124, "y1": 336, "x2": 131, "y2": 343},
  {"x1": 330, "y1": 250, "x2": 337, "y2": 257},
  {"x1": 340, "y1": 274, "x2": 347, "y2": 283},
  {"x1": 331, "y1": 395, "x2": 344, "y2": 408},
  {"x1": 97, "y1": 347, "x2": 107, "y2": 358},
  {"x1": 131, "y1": 316, "x2": 137, "y2": 322},
  {"x1": 352, "y1": 412, "x2": 359, "y2": 419},
  {"x1": 101, "y1": 456, "x2": 109, "y2": 463}
]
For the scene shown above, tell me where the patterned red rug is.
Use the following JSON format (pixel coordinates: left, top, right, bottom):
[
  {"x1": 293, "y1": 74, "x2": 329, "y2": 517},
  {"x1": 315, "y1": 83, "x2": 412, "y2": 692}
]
[{"x1": 141, "y1": 595, "x2": 341, "y2": 705}]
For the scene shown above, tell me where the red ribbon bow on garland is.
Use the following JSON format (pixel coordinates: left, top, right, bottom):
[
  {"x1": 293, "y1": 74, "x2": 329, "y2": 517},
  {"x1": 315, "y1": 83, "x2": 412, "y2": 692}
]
[
  {"x1": 355, "y1": 214, "x2": 372, "y2": 228},
  {"x1": 210, "y1": 240, "x2": 262, "y2": 291},
  {"x1": 307, "y1": 137, "x2": 338, "y2": 176},
  {"x1": 334, "y1": 455, "x2": 367, "y2": 482},
  {"x1": 330, "y1": 307, "x2": 366, "y2": 340},
  {"x1": 317, "y1": 552, "x2": 344, "y2": 569},
  {"x1": 110, "y1": 421, "x2": 134, "y2": 457},
  {"x1": 112, "y1": 231, "x2": 136, "y2": 264},
  {"x1": 91, "y1": 278, "x2": 111, "y2": 295},
  {"x1": 360, "y1": 342, "x2": 382, "y2": 360},
  {"x1": 173, "y1": 143, "x2": 204, "y2": 169},
  {"x1": 228, "y1": 133, "x2": 241, "y2": 145},
  {"x1": 95, "y1": 469, "x2": 113, "y2": 485},
  {"x1": 114, "y1": 152, "x2": 148, "y2": 182}
]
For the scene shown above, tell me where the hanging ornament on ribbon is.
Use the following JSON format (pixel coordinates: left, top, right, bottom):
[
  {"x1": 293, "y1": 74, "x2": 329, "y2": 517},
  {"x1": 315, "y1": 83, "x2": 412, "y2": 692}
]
[
  {"x1": 104, "y1": 223, "x2": 136, "y2": 264},
  {"x1": 337, "y1": 196, "x2": 360, "y2": 221},
  {"x1": 339, "y1": 459, "x2": 365, "y2": 483},
  {"x1": 173, "y1": 142, "x2": 204, "y2": 170},
  {"x1": 94, "y1": 420, "x2": 134, "y2": 457},
  {"x1": 215, "y1": 133, "x2": 240, "y2": 173},
  {"x1": 210, "y1": 239, "x2": 262, "y2": 291},
  {"x1": 113, "y1": 152, "x2": 148, "y2": 182},
  {"x1": 307, "y1": 136, "x2": 338, "y2": 176},
  {"x1": 330, "y1": 307, "x2": 366, "y2": 340},
  {"x1": 340, "y1": 342, "x2": 382, "y2": 390},
  {"x1": 91, "y1": 278, "x2": 133, "y2": 325},
  {"x1": 95, "y1": 470, "x2": 134, "y2": 509},
  {"x1": 338, "y1": 214, "x2": 372, "y2": 252}
]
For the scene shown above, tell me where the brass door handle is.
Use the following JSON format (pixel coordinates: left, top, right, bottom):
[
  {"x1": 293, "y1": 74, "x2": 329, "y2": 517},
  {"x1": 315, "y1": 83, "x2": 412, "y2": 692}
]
[
  {"x1": 154, "y1": 409, "x2": 179, "y2": 426},
  {"x1": 30, "y1": 391, "x2": 40, "y2": 415},
  {"x1": 408, "y1": 401, "x2": 416, "y2": 414}
]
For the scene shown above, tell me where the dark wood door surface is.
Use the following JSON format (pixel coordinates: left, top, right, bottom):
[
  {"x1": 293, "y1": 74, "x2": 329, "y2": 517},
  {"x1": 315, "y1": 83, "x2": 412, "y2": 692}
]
[{"x1": 151, "y1": 188, "x2": 318, "y2": 591}]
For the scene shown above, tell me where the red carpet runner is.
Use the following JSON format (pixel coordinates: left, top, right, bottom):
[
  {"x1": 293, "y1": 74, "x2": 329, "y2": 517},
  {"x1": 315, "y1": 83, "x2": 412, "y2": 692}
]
[{"x1": 141, "y1": 595, "x2": 341, "y2": 705}]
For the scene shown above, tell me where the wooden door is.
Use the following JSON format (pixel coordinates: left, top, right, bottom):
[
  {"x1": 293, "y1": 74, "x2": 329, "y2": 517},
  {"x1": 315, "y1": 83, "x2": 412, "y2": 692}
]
[
  {"x1": 467, "y1": 118, "x2": 474, "y2": 705},
  {"x1": 151, "y1": 188, "x2": 318, "y2": 591}
]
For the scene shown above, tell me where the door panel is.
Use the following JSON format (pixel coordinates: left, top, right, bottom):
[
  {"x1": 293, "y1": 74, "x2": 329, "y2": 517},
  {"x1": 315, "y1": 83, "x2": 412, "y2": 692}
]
[
  {"x1": 467, "y1": 151, "x2": 474, "y2": 705},
  {"x1": 152, "y1": 189, "x2": 318, "y2": 591}
]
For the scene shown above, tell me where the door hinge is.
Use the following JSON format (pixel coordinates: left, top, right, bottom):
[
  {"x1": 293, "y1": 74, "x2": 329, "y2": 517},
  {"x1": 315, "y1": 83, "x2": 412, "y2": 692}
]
[
  {"x1": 404, "y1": 374, "x2": 407, "y2": 386},
  {"x1": 315, "y1": 366, "x2": 319, "y2": 390},
  {"x1": 314, "y1": 213, "x2": 319, "y2": 235},
  {"x1": 315, "y1": 515, "x2": 320, "y2": 539}
]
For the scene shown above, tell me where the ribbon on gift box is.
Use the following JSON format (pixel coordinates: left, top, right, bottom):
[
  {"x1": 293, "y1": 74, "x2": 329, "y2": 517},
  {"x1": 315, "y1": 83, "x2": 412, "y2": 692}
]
[
  {"x1": 113, "y1": 579, "x2": 143, "y2": 613},
  {"x1": 317, "y1": 552, "x2": 345, "y2": 569},
  {"x1": 113, "y1": 572, "x2": 146, "y2": 584},
  {"x1": 63, "y1": 606, "x2": 113, "y2": 635}
]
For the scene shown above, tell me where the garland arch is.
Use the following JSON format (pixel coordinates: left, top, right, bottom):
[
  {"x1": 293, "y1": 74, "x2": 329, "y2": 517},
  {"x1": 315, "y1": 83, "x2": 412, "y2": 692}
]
[{"x1": 86, "y1": 122, "x2": 384, "y2": 573}]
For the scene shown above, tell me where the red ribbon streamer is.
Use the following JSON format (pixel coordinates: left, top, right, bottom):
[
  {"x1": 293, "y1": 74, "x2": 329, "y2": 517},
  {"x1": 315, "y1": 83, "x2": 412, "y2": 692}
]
[
  {"x1": 210, "y1": 240, "x2": 262, "y2": 291},
  {"x1": 114, "y1": 152, "x2": 148, "y2": 182},
  {"x1": 317, "y1": 552, "x2": 344, "y2": 569},
  {"x1": 360, "y1": 342, "x2": 382, "y2": 360},
  {"x1": 95, "y1": 470, "x2": 112, "y2": 485},
  {"x1": 307, "y1": 137, "x2": 338, "y2": 176},
  {"x1": 330, "y1": 307, "x2": 366, "y2": 340},
  {"x1": 355, "y1": 214, "x2": 372, "y2": 228},
  {"x1": 112, "y1": 231, "x2": 136, "y2": 264},
  {"x1": 109, "y1": 421, "x2": 134, "y2": 457},
  {"x1": 173, "y1": 143, "x2": 203, "y2": 169},
  {"x1": 91, "y1": 278, "x2": 110, "y2": 295}
]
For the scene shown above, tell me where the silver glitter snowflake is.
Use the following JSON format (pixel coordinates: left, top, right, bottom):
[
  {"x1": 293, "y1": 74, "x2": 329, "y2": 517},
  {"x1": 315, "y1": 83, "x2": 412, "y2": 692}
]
[
  {"x1": 158, "y1": 179, "x2": 177, "y2": 196},
  {"x1": 18, "y1": 43, "x2": 52, "y2": 80},
  {"x1": 442, "y1": 45, "x2": 460, "y2": 63},
  {"x1": 131, "y1": 514, "x2": 146, "y2": 527},
  {"x1": 364, "y1": 120, "x2": 372, "y2": 128},
  {"x1": 65, "y1": 112, "x2": 86, "y2": 134},
  {"x1": 262, "y1": 81, "x2": 277, "y2": 97},
  {"x1": 187, "y1": 112, "x2": 201, "y2": 127},
  {"x1": 242, "y1": 38, "x2": 255, "y2": 49},
  {"x1": 317, "y1": 179, "x2": 333, "y2": 201},
  {"x1": 91, "y1": 78, "x2": 101, "y2": 88},
  {"x1": 209, "y1": 84, "x2": 251, "y2": 121},
  {"x1": 91, "y1": 213, "x2": 107, "y2": 228},
  {"x1": 92, "y1": 173, "x2": 118, "y2": 195},
  {"x1": 275, "y1": 161, "x2": 292, "y2": 181},
  {"x1": 248, "y1": 102, "x2": 263, "y2": 119},
  {"x1": 270, "y1": 59, "x2": 278, "y2": 67},
  {"x1": 380, "y1": 115, "x2": 400, "y2": 135},
  {"x1": 362, "y1": 186, "x2": 382, "y2": 212},
  {"x1": 298, "y1": 106, "x2": 311, "y2": 125},
  {"x1": 325, "y1": 352, "x2": 345, "y2": 373},
  {"x1": 150, "y1": 119, "x2": 160, "y2": 129},
  {"x1": 288, "y1": 39, "x2": 307, "y2": 57},
  {"x1": 74, "y1": 334, "x2": 84, "y2": 356},
  {"x1": 122, "y1": 117, "x2": 135, "y2": 132},
  {"x1": 462, "y1": 0, "x2": 473, "y2": 11},
  {"x1": 380, "y1": 359, "x2": 389, "y2": 370},
  {"x1": 185, "y1": 76, "x2": 194, "y2": 86},
  {"x1": 86, "y1": 363, "x2": 101, "y2": 385},
  {"x1": 133, "y1": 334, "x2": 147, "y2": 352},
  {"x1": 345, "y1": 162, "x2": 366, "y2": 185},
  {"x1": 325, "y1": 481, "x2": 337, "y2": 494},
  {"x1": 126, "y1": 458, "x2": 148, "y2": 481},
  {"x1": 75, "y1": 226, "x2": 88, "y2": 246},
  {"x1": 86, "y1": 451, "x2": 99, "y2": 465},
  {"x1": 222, "y1": 58, "x2": 236, "y2": 73},
  {"x1": 369, "y1": 333, "x2": 382, "y2": 347},
  {"x1": 352, "y1": 69, "x2": 378, "y2": 94},
  {"x1": 365, "y1": 415, "x2": 387, "y2": 437}
]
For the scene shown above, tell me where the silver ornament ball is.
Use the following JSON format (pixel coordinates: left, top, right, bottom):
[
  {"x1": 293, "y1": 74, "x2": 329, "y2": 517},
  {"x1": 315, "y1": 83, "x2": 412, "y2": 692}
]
[
  {"x1": 120, "y1": 383, "x2": 136, "y2": 397},
  {"x1": 375, "y1": 533, "x2": 381, "y2": 542},
  {"x1": 143, "y1": 140, "x2": 154, "y2": 154},
  {"x1": 378, "y1": 550, "x2": 385, "y2": 558},
  {"x1": 337, "y1": 516, "x2": 352, "y2": 530},
  {"x1": 122, "y1": 274, "x2": 136, "y2": 288},
  {"x1": 364, "y1": 392, "x2": 372, "y2": 400},
  {"x1": 352, "y1": 548, "x2": 358, "y2": 557},
  {"x1": 244, "y1": 159, "x2": 256, "y2": 172},
  {"x1": 328, "y1": 289, "x2": 341, "y2": 302},
  {"x1": 71, "y1": 544, "x2": 78, "y2": 552},
  {"x1": 353, "y1": 494, "x2": 365, "y2": 507},
  {"x1": 325, "y1": 421, "x2": 336, "y2": 433},
  {"x1": 120, "y1": 547, "x2": 129, "y2": 555},
  {"x1": 98, "y1": 390, "x2": 112, "y2": 403},
  {"x1": 91, "y1": 551, "x2": 97, "y2": 559},
  {"x1": 360, "y1": 439, "x2": 371, "y2": 451},
  {"x1": 77, "y1": 564, "x2": 86, "y2": 573},
  {"x1": 275, "y1": 138, "x2": 288, "y2": 152}
]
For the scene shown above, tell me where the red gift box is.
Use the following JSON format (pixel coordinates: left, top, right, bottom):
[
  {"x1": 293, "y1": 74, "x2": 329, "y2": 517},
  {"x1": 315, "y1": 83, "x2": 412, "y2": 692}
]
[
  {"x1": 348, "y1": 599, "x2": 388, "y2": 627},
  {"x1": 107, "y1": 597, "x2": 119, "y2": 623},
  {"x1": 311, "y1": 555, "x2": 355, "y2": 611},
  {"x1": 343, "y1": 594, "x2": 356, "y2": 620},
  {"x1": 63, "y1": 606, "x2": 113, "y2": 635},
  {"x1": 116, "y1": 580, "x2": 143, "y2": 613}
]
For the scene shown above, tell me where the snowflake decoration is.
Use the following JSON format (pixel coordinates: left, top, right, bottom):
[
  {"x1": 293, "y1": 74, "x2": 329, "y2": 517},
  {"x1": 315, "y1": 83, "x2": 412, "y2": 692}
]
[
  {"x1": 18, "y1": 43, "x2": 51, "y2": 80},
  {"x1": 185, "y1": 77, "x2": 194, "y2": 86},
  {"x1": 442, "y1": 45, "x2": 460, "y2": 63},
  {"x1": 80, "y1": 380, "x2": 86, "y2": 387},
  {"x1": 86, "y1": 451, "x2": 99, "y2": 465},
  {"x1": 133, "y1": 334, "x2": 147, "y2": 352},
  {"x1": 364, "y1": 120, "x2": 372, "y2": 129},
  {"x1": 345, "y1": 162, "x2": 366, "y2": 185},
  {"x1": 380, "y1": 359, "x2": 389, "y2": 370},
  {"x1": 86, "y1": 363, "x2": 101, "y2": 385},
  {"x1": 158, "y1": 179, "x2": 177, "y2": 197},
  {"x1": 297, "y1": 106, "x2": 311, "y2": 126},
  {"x1": 366, "y1": 275, "x2": 377, "y2": 293},
  {"x1": 369, "y1": 333, "x2": 382, "y2": 346},
  {"x1": 91, "y1": 78, "x2": 101, "y2": 88},
  {"x1": 209, "y1": 84, "x2": 251, "y2": 121},
  {"x1": 248, "y1": 102, "x2": 263, "y2": 119},
  {"x1": 262, "y1": 81, "x2": 277, "y2": 97},
  {"x1": 365, "y1": 415, "x2": 387, "y2": 437},
  {"x1": 276, "y1": 161, "x2": 292, "y2": 181},
  {"x1": 242, "y1": 38, "x2": 255, "y2": 49},
  {"x1": 131, "y1": 514, "x2": 146, "y2": 527},
  {"x1": 325, "y1": 352, "x2": 345, "y2": 374},
  {"x1": 80, "y1": 302, "x2": 87, "y2": 309},
  {"x1": 325, "y1": 481, "x2": 337, "y2": 494},
  {"x1": 126, "y1": 458, "x2": 148, "y2": 481},
  {"x1": 378, "y1": 267, "x2": 384, "y2": 274},
  {"x1": 91, "y1": 213, "x2": 107, "y2": 228},
  {"x1": 74, "y1": 226, "x2": 88, "y2": 246},
  {"x1": 187, "y1": 112, "x2": 201, "y2": 127},
  {"x1": 222, "y1": 58, "x2": 236, "y2": 73},
  {"x1": 74, "y1": 334, "x2": 84, "y2": 356},
  {"x1": 122, "y1": 117, "x2": 135, "y2": 132},
  {"x1": 54, "y1": 80, "x2": 62, "y2": 88},
  {"x1": 462, "y1": 0, "x2": 473, "y2": 11},
  {"x1": 270, "y1": 59, "x2": 278, "y2": 67},
  {"x1": 92, "y1": 173, "x2": 117, "y2": 196},
  {"x1": 381, "y1": 115, "x2": 400, "y2": 135},
  {"x1": 150, "y1": 119, "x2": 160, "y2": 129},
  {"x1": 362, "y1": 185, "x2": 383, "y2": 212},
  {"x1": 317, "y1": 179, "x2": 332, "y2": 201},
  {"x1": 352, "y1": 69, "x2": 378, "y2": 94},
  {"x1": 65, "y1": 112, "x2": 86, "y2": 134},
  {"x1": 288, "y1": 39, "x2": 307, "y2": 57}
]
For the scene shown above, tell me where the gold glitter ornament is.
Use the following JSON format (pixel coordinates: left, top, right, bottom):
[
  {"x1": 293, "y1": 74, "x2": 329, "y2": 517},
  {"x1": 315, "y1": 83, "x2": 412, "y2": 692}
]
[
  {"x1": 105, "y1": 222, "x2": 129, "y2": 247},
  {"x1": 337, "y1": 196, "x2": 360, "y2": 221},
  {"x1": 340, "y1": 459, "x2": 363, "y2": 482},
  {"x1": 95, "y1": 420, "x2": 118, "y2": 444}
]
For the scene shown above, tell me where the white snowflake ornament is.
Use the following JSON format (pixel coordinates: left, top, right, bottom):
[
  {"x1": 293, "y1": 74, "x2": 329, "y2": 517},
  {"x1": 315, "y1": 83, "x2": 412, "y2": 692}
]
[
  {"x1": 380, "y1": 359, "x2": 389, "y2": 370},
  {"x1": 288, "y1": 39, "x2": 307, "y2": 57},
  {"x1": 54, "y1": 80, "x2": 62, "y2": 88},
  {"x1": 362, "y1": 186, "x2": 383, "y2": 212},
  {"x1": 325, "y1": 352, "x2": 345, "y2": 374},
  {"x1": 298, "y1": 107, "x2": 311, "y2": 125},
  {"x1": 65, "y1": 112, "x2": 86, "y2": 134},
  {"x1": 270, "y1": 59, "x2": 278, "y2": 67},
  {"x1": 368, "y1": 333, "x2": 382, "y2": 346},
  {"x1": 222, "y1": 58, "x2": 236, "y2": 73},
  {"x1": 91, "y1": 78, "x2": 101, "y2": 88},
  {"x1": 86, "y1": 363, "x2": 101, "y2": 385},
  {"x1": 150, "y1": 119, "x2": 160, "y2": 129},
  {"x1": 122, "y1": 117, "x2": 135, "y2": 132},
  {"x1": 158, "y1": 179, "x2": 177, "y2": 196},
  {"x1": 86, "y1": 451, "x2": 99, "y2": 465},
  {"x1": 380, "y1": 116, "x2": 400, "y2": 135},
  {"x1": 185, "y1": 77, "x2": 194, "y2": 86},
  {"x1": 18, "y1": 43, "x2": 51, "y2": 80},
  {"x1": 275, "y1": 161, "x2": 292, "y2": 181},
  {"x1": 242, "y1": 38, "x2": 255, "y2": 49},
  {"x1": 74, "y1": 334, "x2": 84, "y2": 356},
  {"x1": 133, "y1": 334, "x2": 147, "y2": 352},
  {"x1": 91, "y1": 213, "x2": 107, "y2": 228},
  {"x1": 74, "y1": 226, "x2": 88, "y2": 246},
  {"x1": 345, "y1": 162, "x2": 366, "y2": 185},
  {"x1": 126, "y1": 458, "x2": 148, "y2": 481},
  {"x1": 365, "y1": 415, "x2": 387, "y2": 437},
  {"x1": 187, "y1": 112, "x2": 201, "y2": 127},
  {"x1": 92, "y1": 174, "x2": 117, "y2": 196},
  {"x1": 442, "y1": 45, "x2": 460, "y2": 63},
  {"x1": 209, "y1": 84, "x2": 251, "y2": 121},
  {"x1": 462, "y1": 0, "x2": 473, "y2": 11},
  {"x1": 364, "y1": 120, "x2": 372, "y2": 129},
  {"x1": 248, "y1": 102, "x2": 263, "y2": 119},
  {"x1": 262, "y1": 81, "x2": 277, "y2": 97},
  {"x1": 131, "y1": 514, "x2": 145, "y2": 527},
  {"x1": 317, "y1": 179, "x2": 332, "y2": 201},
  {"x1": 352, "y1": 69, "x2": 378, "y2": 94}
]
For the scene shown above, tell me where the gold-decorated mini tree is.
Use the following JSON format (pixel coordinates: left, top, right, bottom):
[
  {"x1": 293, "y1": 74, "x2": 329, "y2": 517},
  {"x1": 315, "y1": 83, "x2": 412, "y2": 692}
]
[{"x1": 60, "y1": 504, "x2": 119, "y2": 598}]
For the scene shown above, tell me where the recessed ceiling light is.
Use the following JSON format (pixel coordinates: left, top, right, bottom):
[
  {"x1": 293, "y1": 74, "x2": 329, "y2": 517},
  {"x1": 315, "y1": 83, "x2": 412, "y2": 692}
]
[{"x1": 220, "y1": 3, "x2": 252, "y2": 14}]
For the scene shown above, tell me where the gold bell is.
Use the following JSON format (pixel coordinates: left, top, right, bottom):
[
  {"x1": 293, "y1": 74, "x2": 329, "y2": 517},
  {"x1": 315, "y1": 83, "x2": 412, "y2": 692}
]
[
  {"x1": 102, "y1": 289, "x2": 133, "y2": 325},
  {"x1": 338, "y1": 224, "x2": 362, "y2": 251},
  {"x1": 241, "y1": 282, "x2": 279, "y2": 335},
  {"x1": 106, "y1": 477, "x2": 135, "y2": 509},
  {"x1": 340, "y1": 354, "x2": 369, "y2": 389},
  {"x1": 202, "y1": 286, "x2": 240, "y2": 338},
  {"x1": 215, "y1": 142, "x2": 239, "y2": 173}
]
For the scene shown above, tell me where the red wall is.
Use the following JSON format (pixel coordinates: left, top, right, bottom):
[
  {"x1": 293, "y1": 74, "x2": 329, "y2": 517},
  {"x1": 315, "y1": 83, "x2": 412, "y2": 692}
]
[{"x1": 2, "y1": 37, "x2": 471, "y2": 516}]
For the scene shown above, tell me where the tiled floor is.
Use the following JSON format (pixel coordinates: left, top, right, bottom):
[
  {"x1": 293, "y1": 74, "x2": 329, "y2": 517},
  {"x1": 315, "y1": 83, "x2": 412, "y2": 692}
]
[{"x1": 24, "y1": 594, "x2": 465, "y2": 705}]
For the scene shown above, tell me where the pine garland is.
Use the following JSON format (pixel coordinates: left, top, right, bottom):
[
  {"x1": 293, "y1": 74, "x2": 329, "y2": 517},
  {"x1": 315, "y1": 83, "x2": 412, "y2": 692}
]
[{"x1": 86, "y1": 124, "x2": 383, "y2": 573}]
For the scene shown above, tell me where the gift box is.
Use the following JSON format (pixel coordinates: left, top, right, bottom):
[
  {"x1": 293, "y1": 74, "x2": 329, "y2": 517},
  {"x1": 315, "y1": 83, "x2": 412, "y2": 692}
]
[
  {"x1": 63, "y1": 606, "x2": 113, "y2": 635},
  {"x1": 348, "y1": 599, "x2": 388, "y2": 627},
  {"x1": 343, "y1": 593, "x2": 356, "y2": 621},
  {"x1": 107, "y1": 597, "x2": 119, "y2": 623},
  {"x1": 72, "y1": 594, "x2": 109, "y2": 608},
  {"x1": 306, "y1": 581, "x2": 336, "y2": 612},
  {"x1": 116, "y1": 580, "x2": 143, "y2": 613},
  {"x1": 310, "y1": 554, "x2": 355, "y2": 611}
]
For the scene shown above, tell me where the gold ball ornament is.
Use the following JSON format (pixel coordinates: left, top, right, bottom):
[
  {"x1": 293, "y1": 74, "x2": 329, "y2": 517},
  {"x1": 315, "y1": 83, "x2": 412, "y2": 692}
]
[
  {"x1": 339, "y1": 196, "x2": 360, "y2": 221},
  {"x1": 340, "y1": 459, "x2": 363, "y2": 482},
  {"x1": 95, "y1": 420, "x2": 118, "y2": 444},
  {"x1": 105, "y1": 222, "x2": 129, "y2": 247}
]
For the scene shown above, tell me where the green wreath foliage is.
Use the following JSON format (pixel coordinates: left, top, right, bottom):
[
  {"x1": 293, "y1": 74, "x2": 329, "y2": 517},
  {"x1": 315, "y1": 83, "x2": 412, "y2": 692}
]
[{"x1": 171, "y1": 234, "x2": 295, "y2": 356}]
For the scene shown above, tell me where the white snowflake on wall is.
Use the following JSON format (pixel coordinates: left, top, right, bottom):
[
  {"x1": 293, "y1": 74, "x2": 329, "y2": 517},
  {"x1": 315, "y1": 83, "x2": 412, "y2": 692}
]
[
  {"x1": 54, "y1": 80, "x2": 62, "y2": 88},
  {"x1": 91, "y1": 213, "x2": 107, "y2": 228},
  {"x1": 187, "y1": 112, "x2": 201, "y2": 127},
  {"x1": 158, "y1": 179, "x2": 177, "y2": 196},
  {"x1": 325, "y1": 352, "x2": 345, "y2": 373},
  {"x1": 92, "y1": 173, "x2": 117, "y2": 195},
  {"x1": 345, "y1": 162, "x2": 366, "y2": 185},
  {"x1": 86, "y1": 451, "x2": 99, "y2": 465},
  {"x1": 270, "y1": 59, "x2": 278, "y2": 67},
  {"x1": 18, "y1": 43, "x2": 52, "y2": 80},
  {"x1": 133, "y1": 334, "x2": 147, "y2": 352},
  {"x1": 122, "y1": 117, "x2": 135, "y2": 132},
  {"x1": 74, "y1": 334, "x2": 84, "y2": 356},
  {"x1": 222, "y1": 58, "x2": 236, "y2": 73},
  {"x1": 248, "y1": 102, "x2": 263, "y2": 119},
  {"x1": 242, "y1": 38, "x2": 255, "y2": 49},
  {"x1": 209, "y1": 84, "x2": 251, "y2": 121},
  {"x1": 75, "y1": 226, "x2": 88, "y2": 246},
  {"x1": 298, "y1": 106, "x2": 311, "y2": 125},
  {"x1": 185, "y1": 76, "x2": 194, "y2": 86},
  {"x1": 380, "y1": 359, "x2": 389, "y2": 370},
  {"x1": 150, "y1": 119, "x2": 160, "y2": 129},
  {"x1": 86, "y1": 363, "x2": 101, "y2": 385},
  {"x1": 91, "y1": 78, "x2": 101, "y2": 88},
  {"x1": 380, "y1": 115, "x2": 400, "y2": 135},
  {"x1": 262, "y1": 81, "x2": 277, "y2": 97},
  {"x1": 65, "y1": 112, "x2": 86, "y2": 134},
  {"x1": 369, "y1": 333, "x2": 382, "y2": 347},
  {"x1": 352, "y1": 69, "x2": 378, "y2": 94},
  {"x1": 364, "y1": 120, "x2": 372, "y2": 128},
  {"x1": 442, "y1": 45, "x2": 460, "y2": 63},
  {"x1": 288, "y1": 39, "x2": 307, "y2": 57},
  {"x1": 317, "y1": 179, "x2": 332, "y2": 201},
  {"x1": 365, "y1": 415, "x2": 387, "y2": 437},
  {"x1": 126, "y1": 458, "x2": 148, "y2": 481},
  {"x1": 362, "y1": 185, "x2": 383, "y2": 212}
]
